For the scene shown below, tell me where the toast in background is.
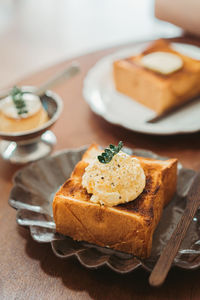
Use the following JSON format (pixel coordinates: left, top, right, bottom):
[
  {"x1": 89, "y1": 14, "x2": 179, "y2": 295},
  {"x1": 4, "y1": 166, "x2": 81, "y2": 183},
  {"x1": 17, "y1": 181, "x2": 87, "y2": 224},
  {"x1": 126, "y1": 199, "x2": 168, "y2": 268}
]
[
  {"x1": 113, "y1": 39, "x2": 200, "y2": 114},
  {"x1": 53, "y1": 144, "x2": 177, "y2": 258}
]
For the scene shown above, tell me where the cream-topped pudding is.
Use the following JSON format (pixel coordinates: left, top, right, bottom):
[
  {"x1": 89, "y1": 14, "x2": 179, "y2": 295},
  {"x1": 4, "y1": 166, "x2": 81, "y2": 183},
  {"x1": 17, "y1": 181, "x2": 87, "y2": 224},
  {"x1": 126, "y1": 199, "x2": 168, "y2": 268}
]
[{"x1": 0, "y1": 87, "x2": 49, "y2": 133}]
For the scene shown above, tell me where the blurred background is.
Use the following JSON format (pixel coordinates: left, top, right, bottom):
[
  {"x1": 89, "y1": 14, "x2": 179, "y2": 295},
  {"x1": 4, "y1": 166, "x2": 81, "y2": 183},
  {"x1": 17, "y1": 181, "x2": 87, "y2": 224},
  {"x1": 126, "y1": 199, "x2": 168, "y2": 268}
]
[{"x1": 0, "y1": 0, "x2": 181, "y2": 89}]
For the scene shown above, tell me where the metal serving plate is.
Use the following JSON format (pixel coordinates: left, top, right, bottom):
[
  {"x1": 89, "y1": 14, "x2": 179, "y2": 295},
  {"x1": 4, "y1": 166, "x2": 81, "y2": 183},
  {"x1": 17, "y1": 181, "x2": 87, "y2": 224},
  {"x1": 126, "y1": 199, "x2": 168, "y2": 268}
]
[{"x1": 9, "y1": 146, "x2": 200, "y2": 273}]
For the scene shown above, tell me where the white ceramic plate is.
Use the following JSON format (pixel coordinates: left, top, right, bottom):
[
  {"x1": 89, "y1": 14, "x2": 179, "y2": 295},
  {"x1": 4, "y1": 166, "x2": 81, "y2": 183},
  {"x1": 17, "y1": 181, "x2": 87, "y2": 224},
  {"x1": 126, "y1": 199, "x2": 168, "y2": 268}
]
[{"x1": 83, "y1": 42, "x2": 200, "y2": 135}]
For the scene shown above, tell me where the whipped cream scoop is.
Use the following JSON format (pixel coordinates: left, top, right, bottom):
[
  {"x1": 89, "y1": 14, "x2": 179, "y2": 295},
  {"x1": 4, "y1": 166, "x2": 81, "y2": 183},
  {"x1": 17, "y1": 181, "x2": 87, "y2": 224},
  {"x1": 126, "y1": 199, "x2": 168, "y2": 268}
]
[{"x1": 82, "y1": 151, "x2": 146, "y2": 207}]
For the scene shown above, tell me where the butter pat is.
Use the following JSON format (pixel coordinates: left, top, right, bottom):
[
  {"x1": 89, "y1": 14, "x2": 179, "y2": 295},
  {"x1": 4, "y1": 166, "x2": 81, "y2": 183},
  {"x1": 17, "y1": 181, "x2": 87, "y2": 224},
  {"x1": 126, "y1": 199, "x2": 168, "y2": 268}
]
[
  {"x1": 141, "y1": 51, "x2": 183, "y2": 75},
  {"x1": 82, "y1": 151, "x2": 146, "y2": 207}
]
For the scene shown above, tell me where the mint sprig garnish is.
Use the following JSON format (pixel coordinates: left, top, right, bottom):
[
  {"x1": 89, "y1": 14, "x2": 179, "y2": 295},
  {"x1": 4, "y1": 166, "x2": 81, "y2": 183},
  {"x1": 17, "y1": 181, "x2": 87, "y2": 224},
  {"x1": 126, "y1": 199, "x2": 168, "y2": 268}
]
[
  {"x1": 98, "y1": 141, "x2": 123, "y2": 164},
  {"x1": 11, "y1": 86, "x2": 28, "y2": 116}
]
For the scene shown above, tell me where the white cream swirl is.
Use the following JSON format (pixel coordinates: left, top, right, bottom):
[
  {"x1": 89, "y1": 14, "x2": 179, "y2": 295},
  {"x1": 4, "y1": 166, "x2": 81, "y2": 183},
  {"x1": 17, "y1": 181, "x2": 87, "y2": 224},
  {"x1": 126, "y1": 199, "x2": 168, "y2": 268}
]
[{"x1": 0, "y1": 93, "x2": 42, "y2": 119}]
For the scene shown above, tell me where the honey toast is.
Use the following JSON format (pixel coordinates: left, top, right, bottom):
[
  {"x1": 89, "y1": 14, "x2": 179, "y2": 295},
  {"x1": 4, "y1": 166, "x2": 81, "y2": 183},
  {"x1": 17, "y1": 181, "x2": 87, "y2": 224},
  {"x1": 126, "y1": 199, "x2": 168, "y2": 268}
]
[
  {"x1": 53, "y1": 144, "x2": 177, "y2": 258},
  {"x1": 113, "y1": 39, "x2": 200, "y2": 114}
]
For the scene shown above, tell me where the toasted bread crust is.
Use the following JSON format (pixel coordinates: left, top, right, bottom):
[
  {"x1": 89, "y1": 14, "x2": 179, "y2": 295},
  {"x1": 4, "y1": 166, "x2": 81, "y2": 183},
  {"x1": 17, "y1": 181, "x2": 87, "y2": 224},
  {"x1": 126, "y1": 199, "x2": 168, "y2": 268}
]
[
  {"x1": 113, "y1": 39, "x2": 200, "y2": 114},
  {"x1": 53, "y1": 144, "x2": 177, "y2": 258}
]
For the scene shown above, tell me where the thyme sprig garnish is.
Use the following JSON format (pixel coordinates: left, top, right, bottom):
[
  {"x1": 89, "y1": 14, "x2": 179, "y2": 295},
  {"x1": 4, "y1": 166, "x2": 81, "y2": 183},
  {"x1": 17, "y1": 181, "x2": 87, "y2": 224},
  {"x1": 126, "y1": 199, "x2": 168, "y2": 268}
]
[
  {"x1": 10, "y1": 86, "x2": 28, "y2": 116},
  {"x1": 98, "y1": 141, "x2": 123, "y2": 164}
]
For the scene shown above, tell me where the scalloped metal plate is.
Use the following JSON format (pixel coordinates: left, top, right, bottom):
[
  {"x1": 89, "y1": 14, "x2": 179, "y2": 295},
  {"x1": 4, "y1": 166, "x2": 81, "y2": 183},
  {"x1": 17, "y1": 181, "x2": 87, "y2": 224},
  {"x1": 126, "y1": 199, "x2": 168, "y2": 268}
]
[{"x1": 9, "y1": 146, "x2": 200, "y2": 273}]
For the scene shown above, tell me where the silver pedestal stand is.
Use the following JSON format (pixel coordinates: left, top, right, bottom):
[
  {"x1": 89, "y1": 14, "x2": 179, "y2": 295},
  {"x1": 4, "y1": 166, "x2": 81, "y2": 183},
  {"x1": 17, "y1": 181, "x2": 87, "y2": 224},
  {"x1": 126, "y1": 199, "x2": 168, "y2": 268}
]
[{"x1": 0, "y1": 130, "x2": 56, "y2": 164}]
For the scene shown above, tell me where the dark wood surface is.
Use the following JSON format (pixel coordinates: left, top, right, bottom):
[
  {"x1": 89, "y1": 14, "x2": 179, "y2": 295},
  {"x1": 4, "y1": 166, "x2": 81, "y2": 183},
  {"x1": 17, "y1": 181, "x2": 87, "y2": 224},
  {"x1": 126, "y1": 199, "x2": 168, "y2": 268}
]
[{"x1": 1, "y1": 38, "x2": 200, "y2": 299}]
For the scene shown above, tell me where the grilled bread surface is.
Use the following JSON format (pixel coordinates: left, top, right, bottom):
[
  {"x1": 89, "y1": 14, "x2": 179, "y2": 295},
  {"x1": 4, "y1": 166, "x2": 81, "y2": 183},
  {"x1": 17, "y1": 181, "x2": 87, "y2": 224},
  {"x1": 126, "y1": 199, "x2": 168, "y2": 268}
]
[
  {"x1": 53, "y1": 144, "x2": 177, "y2": 258},
  {"x1": 113, "y1": 39, "x2": 200, "y2": 114}
]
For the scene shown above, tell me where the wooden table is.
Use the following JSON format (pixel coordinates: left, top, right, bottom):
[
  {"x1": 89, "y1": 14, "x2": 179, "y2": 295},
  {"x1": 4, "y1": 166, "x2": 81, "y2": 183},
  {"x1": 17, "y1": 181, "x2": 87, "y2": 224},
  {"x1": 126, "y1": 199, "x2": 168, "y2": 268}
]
[{"x1": 1, "y1": 38, "x2": 200, "y2": 299}]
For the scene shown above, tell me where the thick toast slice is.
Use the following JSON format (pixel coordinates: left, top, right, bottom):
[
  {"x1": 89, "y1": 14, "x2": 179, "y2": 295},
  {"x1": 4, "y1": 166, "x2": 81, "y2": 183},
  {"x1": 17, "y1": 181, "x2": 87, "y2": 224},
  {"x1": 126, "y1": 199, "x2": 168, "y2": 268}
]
[
  {"x1": 113, "y1": 39, "x2": 200, "y2": 114},
  {"x1": 53, "y1": 144, "x2": 177, "y2": 258}
]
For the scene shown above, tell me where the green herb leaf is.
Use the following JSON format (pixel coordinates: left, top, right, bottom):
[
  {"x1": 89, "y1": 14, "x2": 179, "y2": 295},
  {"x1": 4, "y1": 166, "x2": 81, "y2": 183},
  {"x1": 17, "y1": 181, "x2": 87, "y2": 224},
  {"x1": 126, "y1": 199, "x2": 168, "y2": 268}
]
[
  {"x1": 98, "y1": 141, "x2": 123, "y2": 164},
  {"x1": 10, "y1": 86, "x2": 28, "y2": 116}
]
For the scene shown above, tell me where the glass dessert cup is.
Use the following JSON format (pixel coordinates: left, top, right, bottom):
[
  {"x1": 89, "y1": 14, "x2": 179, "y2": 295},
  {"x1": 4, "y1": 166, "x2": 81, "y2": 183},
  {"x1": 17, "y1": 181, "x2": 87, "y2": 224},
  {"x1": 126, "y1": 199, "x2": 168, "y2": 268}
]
[{"x1": 0, "y1": 86, "x2": 63, "y2": 164}]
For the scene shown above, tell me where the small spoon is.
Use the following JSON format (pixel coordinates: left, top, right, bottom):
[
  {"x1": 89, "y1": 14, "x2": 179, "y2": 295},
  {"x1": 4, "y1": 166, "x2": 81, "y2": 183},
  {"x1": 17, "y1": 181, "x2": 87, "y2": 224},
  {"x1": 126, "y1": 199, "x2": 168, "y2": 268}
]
[
  {"x1": 149, "y1": 171, "x2": 200, "y2": 287},
  {"x1": 0, "y1": 62, "x2": 80, "y2": 99}
]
